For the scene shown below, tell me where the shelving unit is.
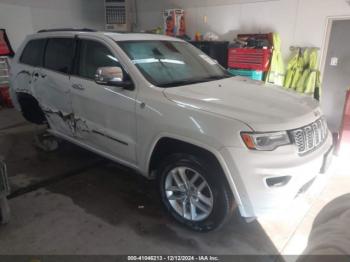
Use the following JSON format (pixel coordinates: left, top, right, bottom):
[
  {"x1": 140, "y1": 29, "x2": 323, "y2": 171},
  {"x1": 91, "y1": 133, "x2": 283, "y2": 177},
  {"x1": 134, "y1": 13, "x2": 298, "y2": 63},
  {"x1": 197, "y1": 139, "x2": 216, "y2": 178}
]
[
  {"x1": 0, "y1": 57, "x2": 12, "y2": 107},
  {"x1": 0, "y1": 57, "x2": 9, "y2": 86}
]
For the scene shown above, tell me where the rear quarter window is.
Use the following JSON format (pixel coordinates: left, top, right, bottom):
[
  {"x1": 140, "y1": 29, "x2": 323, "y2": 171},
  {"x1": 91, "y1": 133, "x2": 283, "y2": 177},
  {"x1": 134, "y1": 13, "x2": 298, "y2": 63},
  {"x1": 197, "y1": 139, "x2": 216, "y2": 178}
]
[
  {"x1": 44, "y1": 38, "x2": 75, "y2": 74},
  {"x1": 20, "y1": 39, "x2": 46, "y2": 67}
]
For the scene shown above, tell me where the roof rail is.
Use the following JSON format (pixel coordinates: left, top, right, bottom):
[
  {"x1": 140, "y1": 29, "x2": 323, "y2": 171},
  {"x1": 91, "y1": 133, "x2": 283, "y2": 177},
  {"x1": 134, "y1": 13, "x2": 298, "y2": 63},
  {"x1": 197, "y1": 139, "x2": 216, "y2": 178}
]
[{"x1": 37, "y1": 28, "x2": 97, "y2": 33}]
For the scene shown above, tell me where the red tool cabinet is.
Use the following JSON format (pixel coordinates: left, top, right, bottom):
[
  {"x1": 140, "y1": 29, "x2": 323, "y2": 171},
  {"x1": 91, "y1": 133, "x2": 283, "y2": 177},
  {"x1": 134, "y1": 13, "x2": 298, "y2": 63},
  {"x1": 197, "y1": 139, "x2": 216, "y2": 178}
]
[{"x1": 228, "y1": 48, "x2": 272, "y2": 72}]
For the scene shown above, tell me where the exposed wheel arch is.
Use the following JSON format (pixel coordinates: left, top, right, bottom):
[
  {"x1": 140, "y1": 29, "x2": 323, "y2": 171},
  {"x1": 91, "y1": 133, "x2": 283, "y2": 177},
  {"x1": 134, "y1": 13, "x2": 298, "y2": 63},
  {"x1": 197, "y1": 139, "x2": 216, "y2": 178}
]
[
  {"x1": 149, "y1": 137, "x2": 227, "y2": 182},
  {"x1": 147, "y1": 136, "x2": 249, "y2": 216},
  {"x1": 17, "y1": 92, "x2": 47, "y2": 125}
]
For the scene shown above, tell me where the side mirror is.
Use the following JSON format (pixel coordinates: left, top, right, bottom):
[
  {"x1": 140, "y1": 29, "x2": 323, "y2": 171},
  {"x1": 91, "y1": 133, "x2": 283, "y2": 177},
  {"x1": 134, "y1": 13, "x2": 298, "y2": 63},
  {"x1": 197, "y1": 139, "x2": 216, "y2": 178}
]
[{"x1": 95, "y1": 66, "x2": 134, "y2": 90}]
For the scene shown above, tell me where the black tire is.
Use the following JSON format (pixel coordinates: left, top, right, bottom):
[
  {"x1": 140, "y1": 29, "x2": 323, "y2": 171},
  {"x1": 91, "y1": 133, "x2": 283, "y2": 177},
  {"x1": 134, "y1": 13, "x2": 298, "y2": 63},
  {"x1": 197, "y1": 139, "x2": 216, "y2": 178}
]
[{"x1": 158, "y1": 153, "x2": 235, "y2": 232}]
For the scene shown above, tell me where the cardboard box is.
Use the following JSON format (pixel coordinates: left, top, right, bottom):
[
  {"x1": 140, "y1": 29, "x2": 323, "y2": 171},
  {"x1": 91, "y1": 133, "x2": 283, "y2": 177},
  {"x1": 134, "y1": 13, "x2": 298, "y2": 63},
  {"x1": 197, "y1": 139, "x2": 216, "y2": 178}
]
[{"x1": 163, "y1": 9, "x2": 186, "y2": 37}]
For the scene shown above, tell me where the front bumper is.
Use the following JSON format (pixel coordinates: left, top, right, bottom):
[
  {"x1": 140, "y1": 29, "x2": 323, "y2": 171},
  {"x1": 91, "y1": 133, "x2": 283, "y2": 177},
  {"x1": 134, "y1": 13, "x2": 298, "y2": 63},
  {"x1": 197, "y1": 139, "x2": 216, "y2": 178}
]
[{"x1": 220, "y1": 133, "x2": 333, "y2": 218}]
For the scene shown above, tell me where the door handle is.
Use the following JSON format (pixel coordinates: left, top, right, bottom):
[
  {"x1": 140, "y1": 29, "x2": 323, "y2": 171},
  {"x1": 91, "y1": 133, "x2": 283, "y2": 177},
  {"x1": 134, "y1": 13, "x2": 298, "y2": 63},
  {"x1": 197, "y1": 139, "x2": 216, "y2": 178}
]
[
  {"x1": 33, "y1": 72, "x2": 40, "y2": 79},
  {"x1": 72, "y1": 84, "x2": 85, "y2": 91},
  {"x1": 32, "y1": 72, "x2": 40, "y2": 82}
]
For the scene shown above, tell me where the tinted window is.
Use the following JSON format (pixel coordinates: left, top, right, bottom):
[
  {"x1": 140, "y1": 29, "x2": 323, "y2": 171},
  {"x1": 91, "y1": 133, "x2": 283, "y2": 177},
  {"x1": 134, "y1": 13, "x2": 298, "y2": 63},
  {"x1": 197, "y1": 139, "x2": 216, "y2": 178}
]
[
  {"x1": 77, "y1": 40, "x2": 120, "y2": 80},
  {"x1": 20, "y1": 39, "x2": 46, "y2": 67},
  {"x1": 44, "y1": 38, "x2": 75, "y2": 74}
]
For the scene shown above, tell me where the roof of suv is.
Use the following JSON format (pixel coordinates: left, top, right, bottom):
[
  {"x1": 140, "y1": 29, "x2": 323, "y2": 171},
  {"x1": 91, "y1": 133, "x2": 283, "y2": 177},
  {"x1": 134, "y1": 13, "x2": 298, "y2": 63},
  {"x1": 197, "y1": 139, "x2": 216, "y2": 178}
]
[
  {"x1": 33, "y1": 29, "x2": 183, "y2": 42},
  {"x1": 103, "y1": 32, "x2": 182, "y2": 42}
]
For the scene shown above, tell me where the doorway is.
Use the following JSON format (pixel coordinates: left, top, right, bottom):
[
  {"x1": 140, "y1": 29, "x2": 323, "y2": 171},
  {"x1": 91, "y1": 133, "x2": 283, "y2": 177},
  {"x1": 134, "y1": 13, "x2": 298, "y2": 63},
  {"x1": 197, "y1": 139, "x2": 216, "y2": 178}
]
[{"x1": 321, "y1": 18, "x2": 350, "y2": 133}]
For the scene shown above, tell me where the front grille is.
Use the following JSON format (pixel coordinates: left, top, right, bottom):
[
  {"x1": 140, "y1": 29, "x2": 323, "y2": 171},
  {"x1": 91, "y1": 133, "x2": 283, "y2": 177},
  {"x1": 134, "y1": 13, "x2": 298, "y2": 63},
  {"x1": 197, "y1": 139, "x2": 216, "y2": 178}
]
[{"x1": 290, "y1": 118, "x2": 328, "y2": 156}]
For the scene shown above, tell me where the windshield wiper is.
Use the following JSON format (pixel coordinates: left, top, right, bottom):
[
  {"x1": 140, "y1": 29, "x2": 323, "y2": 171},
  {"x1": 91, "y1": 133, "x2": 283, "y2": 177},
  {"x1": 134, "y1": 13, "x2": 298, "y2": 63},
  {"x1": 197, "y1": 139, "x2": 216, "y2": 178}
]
[
  {"x1": 158, "y1": 75, "x2": 232, "y2": 88},
  {"x1": 202, "y1": 75, "x2": 231, "y2": 81},
  {"x1": 158, "y1": 79, "x2": 203, "y2": 87}
]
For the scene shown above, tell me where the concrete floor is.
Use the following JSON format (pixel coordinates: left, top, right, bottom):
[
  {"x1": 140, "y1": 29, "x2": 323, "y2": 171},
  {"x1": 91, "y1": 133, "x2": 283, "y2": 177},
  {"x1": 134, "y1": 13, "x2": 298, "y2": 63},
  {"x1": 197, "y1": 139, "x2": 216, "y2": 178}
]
[{"x1": 0, "y1": 108, "x2": 349, "y2": 256}]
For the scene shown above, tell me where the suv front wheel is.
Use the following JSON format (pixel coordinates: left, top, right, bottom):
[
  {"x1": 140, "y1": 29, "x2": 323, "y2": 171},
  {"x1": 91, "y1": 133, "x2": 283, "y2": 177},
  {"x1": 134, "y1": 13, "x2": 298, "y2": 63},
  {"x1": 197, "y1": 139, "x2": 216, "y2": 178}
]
[{"x1": 158, "y1": 153, "x2": 235, "y2": 232}]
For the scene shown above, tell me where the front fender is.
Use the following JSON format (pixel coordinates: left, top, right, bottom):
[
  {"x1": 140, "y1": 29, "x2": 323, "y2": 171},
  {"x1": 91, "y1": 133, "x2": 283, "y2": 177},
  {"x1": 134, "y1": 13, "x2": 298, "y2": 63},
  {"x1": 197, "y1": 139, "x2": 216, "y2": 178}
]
[{"x1": 144, "y1": 133, "x2": 248, "y2": 217}]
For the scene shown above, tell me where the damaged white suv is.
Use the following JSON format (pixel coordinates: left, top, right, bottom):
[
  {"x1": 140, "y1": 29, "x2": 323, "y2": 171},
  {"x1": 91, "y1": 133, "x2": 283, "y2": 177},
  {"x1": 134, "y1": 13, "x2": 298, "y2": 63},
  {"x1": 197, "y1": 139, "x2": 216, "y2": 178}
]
[{"x1": 10, "y1": 29, "x2": 333, "y2": 231}]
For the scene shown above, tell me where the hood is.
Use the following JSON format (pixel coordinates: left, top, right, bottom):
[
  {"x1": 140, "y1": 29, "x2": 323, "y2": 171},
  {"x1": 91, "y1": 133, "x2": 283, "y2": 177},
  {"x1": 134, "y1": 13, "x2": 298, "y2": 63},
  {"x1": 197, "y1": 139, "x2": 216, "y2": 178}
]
[{"x1": 163, "y1": 77, "x2": 322, "y2": 131}]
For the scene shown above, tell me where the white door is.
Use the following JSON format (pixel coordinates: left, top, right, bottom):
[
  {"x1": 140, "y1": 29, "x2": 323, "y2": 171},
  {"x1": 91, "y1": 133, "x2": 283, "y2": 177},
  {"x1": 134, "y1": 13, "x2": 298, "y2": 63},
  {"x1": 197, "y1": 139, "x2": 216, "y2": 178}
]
[
  {"x1": 69, "y1": 38, "x2": 137, "y2": 164},
  {"x1": 322, "y1": 20, "x2": 350, "y2": 132},
  {"x1": 35, "y1": 37, "x2": 76, "y2": 137}
]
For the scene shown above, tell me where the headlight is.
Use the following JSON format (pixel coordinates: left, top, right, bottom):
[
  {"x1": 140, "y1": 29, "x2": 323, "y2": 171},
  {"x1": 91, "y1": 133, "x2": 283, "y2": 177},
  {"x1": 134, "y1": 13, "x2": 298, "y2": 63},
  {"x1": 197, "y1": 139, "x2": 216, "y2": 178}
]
[{"x1": 241, "y1": 131, "x2": 291, "y2": 151}]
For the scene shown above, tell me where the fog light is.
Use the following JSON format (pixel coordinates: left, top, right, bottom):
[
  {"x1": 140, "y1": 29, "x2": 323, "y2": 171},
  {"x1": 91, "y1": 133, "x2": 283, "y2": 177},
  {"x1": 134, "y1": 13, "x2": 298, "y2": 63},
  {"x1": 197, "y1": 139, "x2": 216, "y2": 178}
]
[{"x1": 266, "y1": 176, "x2": 291, "y2": 188}]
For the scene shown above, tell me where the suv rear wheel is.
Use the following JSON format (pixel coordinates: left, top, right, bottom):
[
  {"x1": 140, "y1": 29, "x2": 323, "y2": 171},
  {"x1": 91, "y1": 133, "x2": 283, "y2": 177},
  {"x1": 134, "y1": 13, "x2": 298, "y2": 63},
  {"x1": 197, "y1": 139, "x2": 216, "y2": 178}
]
[{"x1": 158, "y1": 153, "x2": 235, "y2": 232}]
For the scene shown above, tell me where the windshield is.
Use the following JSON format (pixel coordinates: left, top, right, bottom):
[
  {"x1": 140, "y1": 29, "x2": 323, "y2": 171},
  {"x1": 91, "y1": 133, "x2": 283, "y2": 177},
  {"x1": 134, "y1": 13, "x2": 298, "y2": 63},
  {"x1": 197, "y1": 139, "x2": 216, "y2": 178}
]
[{"x1": 117, "y1": 40, "x2": 231, "y2": 87}]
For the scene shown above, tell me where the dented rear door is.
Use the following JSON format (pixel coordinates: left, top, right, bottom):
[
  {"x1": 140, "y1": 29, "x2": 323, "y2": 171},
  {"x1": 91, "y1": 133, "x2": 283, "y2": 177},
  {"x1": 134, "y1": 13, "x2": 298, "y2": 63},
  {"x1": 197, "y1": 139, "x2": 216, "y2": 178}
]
[{"x1": 35, "y1": 37, "x2": 76, "y2": 137}]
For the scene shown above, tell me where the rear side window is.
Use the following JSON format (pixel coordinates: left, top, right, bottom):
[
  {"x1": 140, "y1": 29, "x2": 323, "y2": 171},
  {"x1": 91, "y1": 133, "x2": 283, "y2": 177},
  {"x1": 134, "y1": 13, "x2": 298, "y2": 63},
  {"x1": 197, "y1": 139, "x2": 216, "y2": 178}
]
[
  {"x1": 77, "y1": 40, "x2": 120, "y2": 80},
  {"x1": 20, "y1": 39, "x2": 46, "y2": 67},
  {"x1": 44, "y1": 38, "x2": 75, "y2": 74}
]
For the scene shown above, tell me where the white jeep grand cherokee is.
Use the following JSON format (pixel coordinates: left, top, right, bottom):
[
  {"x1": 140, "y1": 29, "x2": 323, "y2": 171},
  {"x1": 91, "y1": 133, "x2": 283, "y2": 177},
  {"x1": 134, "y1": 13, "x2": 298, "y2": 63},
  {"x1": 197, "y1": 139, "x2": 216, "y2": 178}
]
[{"x1": 9, "y1": 29, "x2": 333, "y2": 231}]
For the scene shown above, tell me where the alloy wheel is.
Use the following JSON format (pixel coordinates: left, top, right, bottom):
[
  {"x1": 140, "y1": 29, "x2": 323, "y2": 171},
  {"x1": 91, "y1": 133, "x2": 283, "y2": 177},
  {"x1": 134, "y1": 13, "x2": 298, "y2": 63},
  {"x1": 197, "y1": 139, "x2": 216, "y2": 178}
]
[{"x1": 164, "y1": 166, "x2": 214, "y2": 221}]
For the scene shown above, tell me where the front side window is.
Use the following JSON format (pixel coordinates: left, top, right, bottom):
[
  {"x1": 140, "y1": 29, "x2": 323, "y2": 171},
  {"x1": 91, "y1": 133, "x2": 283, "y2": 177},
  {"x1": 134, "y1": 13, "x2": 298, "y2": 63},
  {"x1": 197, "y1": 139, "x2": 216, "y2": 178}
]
[
  {"x1": 44, "y1": 38, "x2": 75, "y2": 74},
  {"x1": 77, "y1": 40, "x2": 120, "y2": 80},
  {"x1": 20, "y1": 39, "x2": 46, "y2": 67},
  {"x1": 118, "y1": 40, "x2": 230, "y2": 87}
]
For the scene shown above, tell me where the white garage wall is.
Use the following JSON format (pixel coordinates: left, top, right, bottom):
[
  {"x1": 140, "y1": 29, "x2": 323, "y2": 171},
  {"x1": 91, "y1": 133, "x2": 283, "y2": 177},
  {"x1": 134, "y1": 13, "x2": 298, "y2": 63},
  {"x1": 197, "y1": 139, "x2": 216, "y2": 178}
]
[
  {"x1": 134, "y1": 0, "x2": 350, "y2": 61},
  {"x1": 1, "y1": 0, "x2": 349, "y2": 60},
  {"x1": 0, "y1": 0, "x2": 105, "y2": 51}
]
